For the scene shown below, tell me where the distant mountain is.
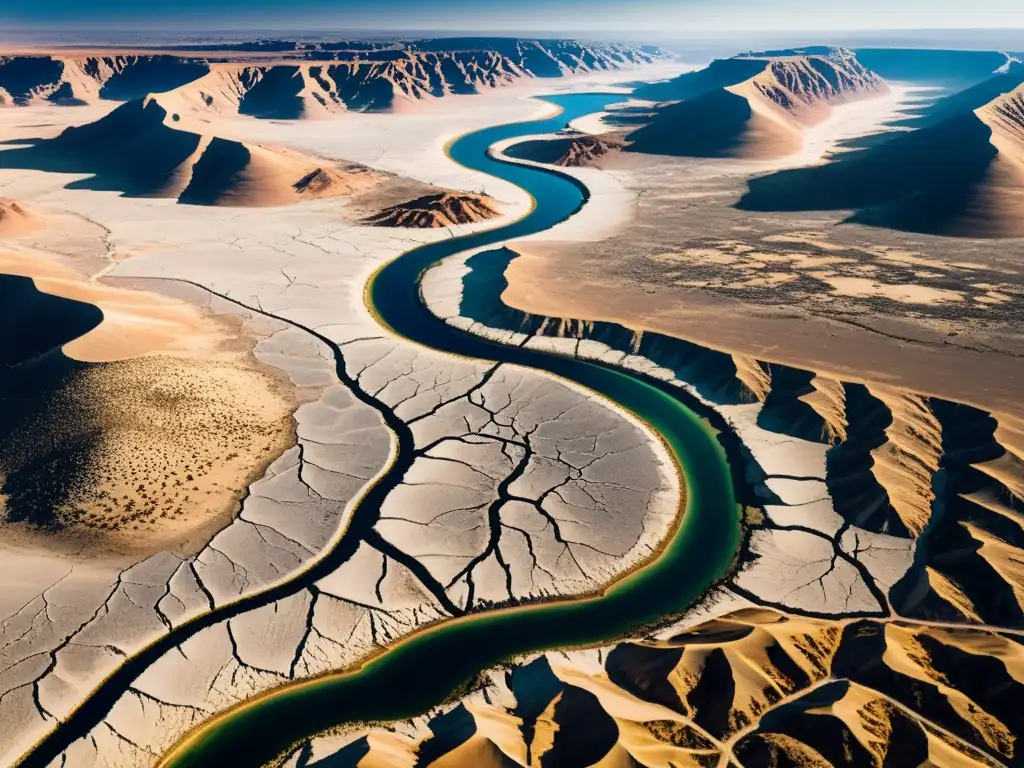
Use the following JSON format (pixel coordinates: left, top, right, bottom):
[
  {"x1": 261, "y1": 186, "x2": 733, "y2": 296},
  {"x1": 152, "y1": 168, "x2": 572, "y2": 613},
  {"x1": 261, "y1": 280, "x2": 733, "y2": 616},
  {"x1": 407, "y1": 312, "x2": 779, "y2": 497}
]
[
  {"x1": 0, "y1": 55, "x2": 210, "y2": 105},
  {"x1": 737, "y1": 82, "x2": 1024, "y2": 238},
  {"x1": 0, "y1": 39, "x2": 667, "y2": 113},
  {"x1": 626, "y1": 48, "x2": 888, "y2": 160}
]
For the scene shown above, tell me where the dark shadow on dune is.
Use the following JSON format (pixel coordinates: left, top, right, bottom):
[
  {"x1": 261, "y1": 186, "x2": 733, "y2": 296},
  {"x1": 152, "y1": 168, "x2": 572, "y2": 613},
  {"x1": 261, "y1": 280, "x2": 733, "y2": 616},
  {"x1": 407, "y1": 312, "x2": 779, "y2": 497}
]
[
  {"x1": 0, "y1": 98, "x2": 202, "y2": 198},
  {"x1": 876, "y1": 62, "x2": 1024, "y2": 138},
  {"x1": 0, "y1": 56, "x2": 67, "y2": 105},
  {"x1": 0, "y1": 274, "x2": 102, "y2": 370},
  {"x1": 178, "y1": 137, "x2": 251, "y2": 205},
  {"x1": 756, "y1": 366, "x2": 826, "y2": 442},
  {"x1": 323, "y1": 66, "x2": 396, "y2": 111},
  {"x1": 736, "y1": 111, "x2": 1000, "y2": 235},
  {"x1": 891, "y1": 401, "x2": 1024, "y2": 626},
  {"x1": 606, "y1": 642, "x2": 687, "y2": 712},
  {"x1": 507, "y1": 657, "x2": 563, "y2": 763},
  {"x1": 541, "y1": 685, "x2": 619, "y2": 766},
  {"x1": 503, "y1": 138, "x2": 575, "y2": 164},
  {"x1": 625, "y1": 89, "x2": 760, "y2": 158},
  {"x1": 98, "y1": 57, "x2": 210, "y2": 101},
  {"x1": 0, "y1": 274, "x2": 103, "y2": 529},
  {"x1": 305, "y1": 737, "x2": 370, "y2": 767},
  {"x1": 437, "y1": 57, "x2": 480, "y2": 95},
  {"x1": 237, "y1": 66, "x2": 306, "y2": 119},
  {"x1": 853, "y1": 48, "x2": 1010, "y2": 89},
  {"x1": 414, "y1": 704, "x2": 479, "y2": 766}
]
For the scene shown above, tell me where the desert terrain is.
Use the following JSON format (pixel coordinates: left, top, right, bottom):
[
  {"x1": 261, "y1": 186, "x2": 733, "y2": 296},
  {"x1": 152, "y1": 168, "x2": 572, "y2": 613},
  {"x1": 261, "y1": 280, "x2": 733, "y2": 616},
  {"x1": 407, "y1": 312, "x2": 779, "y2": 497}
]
[
  {"x1": 308, "y1": 45, "x2": 1024, "y2": 768},
  {"x1": 0, "y1": 39, "x2": 691, "y2": 767},
  {"x1": 498, "y1": 48, "x2": 1024, "y2": 422},
  {"x1": 0, "y1": 34, "x2": 1021, "y2": 768}
]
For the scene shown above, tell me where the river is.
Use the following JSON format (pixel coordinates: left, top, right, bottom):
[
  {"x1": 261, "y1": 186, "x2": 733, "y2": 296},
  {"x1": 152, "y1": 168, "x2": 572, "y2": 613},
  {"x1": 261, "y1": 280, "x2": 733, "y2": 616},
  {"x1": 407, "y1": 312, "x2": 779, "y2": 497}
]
[{"x1": 143, "y1": 91, "x2": 744, "y2": 767}]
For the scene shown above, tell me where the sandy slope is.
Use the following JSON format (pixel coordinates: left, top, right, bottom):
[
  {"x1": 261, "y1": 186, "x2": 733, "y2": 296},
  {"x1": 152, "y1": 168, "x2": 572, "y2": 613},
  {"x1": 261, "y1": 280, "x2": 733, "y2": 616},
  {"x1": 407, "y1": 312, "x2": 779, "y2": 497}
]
[
  {"x1": 0, "y1": 198, "x2": 38, "y2": 236},
  {"x1": 0, "y1": 249, "x2": 296, "y2": 557},
  {"x1": 626, "y1": 49, "x2": 889, "y2": 160},
  {"x1": 0, "y1": 249, "x2": 220, "y2": 361},
  {"x1": 25, "y1": 94, "x2": 382, "y2": 207},
  {"x1": 307, "y1": 608, "x2": 1023, "y2": 767},
  {"x1": 739, "y1": 80, "x2": 1024, "y2": 238}
]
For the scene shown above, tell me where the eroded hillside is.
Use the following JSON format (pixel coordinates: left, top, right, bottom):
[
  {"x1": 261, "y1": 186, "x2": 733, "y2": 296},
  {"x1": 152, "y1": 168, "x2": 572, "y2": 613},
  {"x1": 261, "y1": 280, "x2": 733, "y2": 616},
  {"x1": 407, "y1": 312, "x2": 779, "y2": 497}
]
[{"x1": 0, "y1": 38, "x2": 666, "y2": 113}]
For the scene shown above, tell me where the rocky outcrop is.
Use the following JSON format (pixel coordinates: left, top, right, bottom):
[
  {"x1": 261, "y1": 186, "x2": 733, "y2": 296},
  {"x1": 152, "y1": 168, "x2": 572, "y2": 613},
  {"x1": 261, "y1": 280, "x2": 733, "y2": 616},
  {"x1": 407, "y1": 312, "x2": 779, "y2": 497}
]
[
  {"x1": 504, "y1": 134, "x2": 627, "y2": 167},
  {"x1": 362, "y1": 192, "x2": 501, "y2": 228}
]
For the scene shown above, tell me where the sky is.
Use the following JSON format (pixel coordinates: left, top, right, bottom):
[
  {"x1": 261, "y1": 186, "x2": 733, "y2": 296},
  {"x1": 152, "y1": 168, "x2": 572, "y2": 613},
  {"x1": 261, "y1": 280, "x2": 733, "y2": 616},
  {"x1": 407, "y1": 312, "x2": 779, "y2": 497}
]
[{"x1": 2, "y1": 0, "x2": 1023, "y2": 33}]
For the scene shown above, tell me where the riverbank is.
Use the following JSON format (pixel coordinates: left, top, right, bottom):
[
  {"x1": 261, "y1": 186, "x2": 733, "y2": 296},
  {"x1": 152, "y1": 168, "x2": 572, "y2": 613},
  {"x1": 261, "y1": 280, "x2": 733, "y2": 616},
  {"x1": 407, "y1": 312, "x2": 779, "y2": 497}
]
[{"x1": 153, "y1": 92, "x2": 744, "y2": 768}]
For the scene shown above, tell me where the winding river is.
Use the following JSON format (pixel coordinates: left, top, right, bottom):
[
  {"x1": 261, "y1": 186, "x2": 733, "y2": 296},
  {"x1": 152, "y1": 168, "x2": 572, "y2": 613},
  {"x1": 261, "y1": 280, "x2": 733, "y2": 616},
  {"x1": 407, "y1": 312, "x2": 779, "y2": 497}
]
[{"x1": 144, "y1": 92, "x2": 744, "y2": 767}]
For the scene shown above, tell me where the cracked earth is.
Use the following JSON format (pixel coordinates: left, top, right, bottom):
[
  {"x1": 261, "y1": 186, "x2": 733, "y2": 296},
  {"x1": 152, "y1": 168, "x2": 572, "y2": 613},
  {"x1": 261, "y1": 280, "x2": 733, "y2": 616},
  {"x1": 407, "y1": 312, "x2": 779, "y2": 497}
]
[{"x1": 0, "y1": 130, "x2": 677, "y2": 763}]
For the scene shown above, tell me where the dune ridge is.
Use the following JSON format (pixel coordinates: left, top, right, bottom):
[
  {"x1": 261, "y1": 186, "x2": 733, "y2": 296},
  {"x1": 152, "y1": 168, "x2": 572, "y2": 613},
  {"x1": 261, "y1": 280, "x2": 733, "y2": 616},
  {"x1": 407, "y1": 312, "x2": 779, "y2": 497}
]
[
  {"x1": 738, "y1": 80, "x2": 1024, "y2": 237},
  {"x1": 0, "y1": 249, "x2": 295, "y2": 556},
  {"x1": 298, "y1": 609, "x2": 1024, "y2": 767},
  {"x1": 0, "y1": 94, "x2": 381, "y2": 206},
  {"x1": 626, "y1": 48, "x2": 889, "y2": 160},
  {"x1": 0, "y1": 250, "x2": 222, "y2": 362}
]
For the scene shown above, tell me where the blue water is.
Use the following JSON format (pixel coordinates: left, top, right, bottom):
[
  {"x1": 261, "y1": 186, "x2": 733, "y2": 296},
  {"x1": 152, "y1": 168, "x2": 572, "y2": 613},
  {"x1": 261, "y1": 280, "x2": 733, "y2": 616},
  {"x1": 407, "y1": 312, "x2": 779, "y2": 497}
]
[{"x1": 155, "y1": 92, "x2": 745, "y2": 768}]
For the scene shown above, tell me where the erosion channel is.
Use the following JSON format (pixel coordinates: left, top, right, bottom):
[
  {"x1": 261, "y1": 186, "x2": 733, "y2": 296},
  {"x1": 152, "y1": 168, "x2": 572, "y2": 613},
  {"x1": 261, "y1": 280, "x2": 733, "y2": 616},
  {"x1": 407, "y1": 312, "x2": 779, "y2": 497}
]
[{"x1": 60, "y1": 91, "x2": 744, "y2": 768}]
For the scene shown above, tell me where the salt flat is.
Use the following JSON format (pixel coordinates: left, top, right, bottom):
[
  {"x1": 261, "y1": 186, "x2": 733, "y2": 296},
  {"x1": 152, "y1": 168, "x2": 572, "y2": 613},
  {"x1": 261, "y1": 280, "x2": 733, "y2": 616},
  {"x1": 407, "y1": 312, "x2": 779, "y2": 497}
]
[{"x1": 0, "y1": 61, "x2": 688, "y2": 766}]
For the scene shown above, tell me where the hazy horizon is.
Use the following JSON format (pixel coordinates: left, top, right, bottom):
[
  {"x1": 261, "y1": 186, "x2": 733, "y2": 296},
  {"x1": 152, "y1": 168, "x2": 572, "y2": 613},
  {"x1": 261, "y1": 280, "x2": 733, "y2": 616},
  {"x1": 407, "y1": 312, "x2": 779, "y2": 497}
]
[
  {"x1": 3, "y1": 0, "x2": 1024, "y2": 34},
  {"x1": 1, "y1": 27, "x2": 1021, "y2": 59}
]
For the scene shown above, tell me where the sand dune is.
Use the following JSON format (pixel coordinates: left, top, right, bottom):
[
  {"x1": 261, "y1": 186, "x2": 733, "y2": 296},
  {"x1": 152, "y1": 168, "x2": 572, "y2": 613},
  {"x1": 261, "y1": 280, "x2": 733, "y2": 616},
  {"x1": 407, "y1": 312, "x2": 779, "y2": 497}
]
[
  {"x1": 626, "y1": 88, "x2": 805, "y2": 159},
  {"x1": 738, "y1": 82, "x2": 1024, "y2": 237},
  {"x1": 0, "y1": 198, "x2": 39, "y2": 237},
  {"x1": 0, "y1": 249, "x2": 295, "y2": 557},
  {"x1": 362, "y1": 192, "x2": 501, "y2": 227},
  {"x1": 891, "y1": 401, "x2": 1024, "y2": 627},
  {"x1": 626, "y1": 48, "x2": 888, "y2": 160},
  {"x1": 869, "y1": 388, "x2": 943, "y2": 538},
  {"x1": 328, "y1": 608, "x2": 1023, "y2": 767},
  {"x1": 0, "y1": 94, "x2": 381, "y2": 206},
  {"x1": 800, "y1": 375, "x2": 848, "y2": 443},
  {"x1": 0, "y1": 250, "x2": 219, "y2": 362},
  {"x1": 167, "y1": 64, "x2": 349, "y2": 119}
]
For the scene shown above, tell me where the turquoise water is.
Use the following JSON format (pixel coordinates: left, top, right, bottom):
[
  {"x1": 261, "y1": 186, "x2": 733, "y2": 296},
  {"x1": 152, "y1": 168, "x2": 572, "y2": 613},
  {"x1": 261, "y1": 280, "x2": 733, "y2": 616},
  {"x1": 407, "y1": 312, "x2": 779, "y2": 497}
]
[{"x1": 156, "y1": 93, "x2": 744, "y2": 767}]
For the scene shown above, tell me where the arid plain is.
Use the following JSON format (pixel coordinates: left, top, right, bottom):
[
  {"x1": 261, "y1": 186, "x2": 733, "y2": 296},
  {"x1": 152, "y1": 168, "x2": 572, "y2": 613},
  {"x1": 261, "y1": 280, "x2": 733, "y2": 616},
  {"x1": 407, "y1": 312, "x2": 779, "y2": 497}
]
[{"x1": 0, "y1": 37, "x2": 1022, "y2": 768}]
